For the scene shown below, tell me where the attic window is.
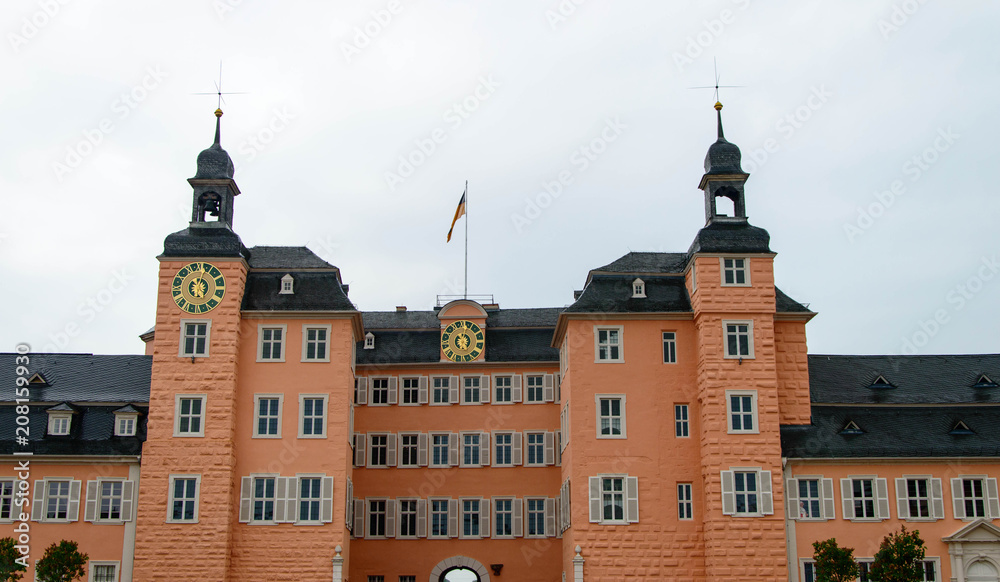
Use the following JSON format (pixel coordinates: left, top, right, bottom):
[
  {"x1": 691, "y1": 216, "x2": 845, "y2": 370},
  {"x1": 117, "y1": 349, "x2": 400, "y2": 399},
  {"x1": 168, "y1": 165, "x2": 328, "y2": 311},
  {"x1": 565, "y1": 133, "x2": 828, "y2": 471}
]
[
  {"x1": 950, "y1": 420, "x2": 975, "y2": 435},
  {"x1": 279, "y1": 274, "x2": 294, "y2": 295},
  {"x1": 364, "y1": 332, "x2": 375, "y2": 350},
  {"x1": 29, "y1": 373, "x2": 48, "y2": 386},
  {"x1": 869, "y1": 375, "x2": 894, "y2": 389},
  {"x1": 840, "y1": 420, "x2": 863, "y2": 435},
  {"x1": 47, "y1": 412, "x2": 73, "y2": 436},
  {"x1": 114, "y1": 410, "x2": 140, "y2": 436},
  {"x1": 973, "y1": 374, "x2": 998, "y2": 388},
  {"x1": 632, "y1": 278, "x2": 646, "y2": 298}
]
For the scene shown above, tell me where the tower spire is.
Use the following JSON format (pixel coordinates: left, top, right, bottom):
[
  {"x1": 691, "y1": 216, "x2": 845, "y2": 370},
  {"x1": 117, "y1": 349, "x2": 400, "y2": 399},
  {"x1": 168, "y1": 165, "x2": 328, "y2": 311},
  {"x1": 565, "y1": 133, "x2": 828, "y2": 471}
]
[
  {"x1": 213, "y1": 108, "x2": 223, "y2": 146},
  {"x1": 715, "y1": 101, "x2": 725, "y2": 140}
]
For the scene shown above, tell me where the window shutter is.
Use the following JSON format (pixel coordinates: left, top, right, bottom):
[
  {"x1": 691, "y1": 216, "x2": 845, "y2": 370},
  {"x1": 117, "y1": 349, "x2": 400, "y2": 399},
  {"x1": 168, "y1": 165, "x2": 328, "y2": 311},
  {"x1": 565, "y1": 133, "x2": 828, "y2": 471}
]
[
  {"x1": 385, "y1": 499, "x2": 396, "y2": 538},
  {"x1": 988, "y1": 478, "x2": 1000, "y2": 518},
  {"x1": 895, "y1": 478, "x2": 909, "y2": 519},
  {"x1": 239, "y1": 477, "x2": 252, "y2": 523},
  {"x1": 418, "y1": 376, "x2": 429, "y2": 404},
  {"x1": 951, "y1": 477, "x2": 966, "y2": 519},
  {"x1": 930, "y1": 478, "x2": 944, "y2": 519},
  {"x1": 785, "y1": 479, "x2": 799, "y2": 520},
  {"x1": 513, "y1": 433, "x2": 523, "y2": 465},
  {"x1": 513, "y1": 498, "x2": 523, "y2": 537},
  {"x1": 512, "y1": 375, "x2": 523, "y2": 403},
  {"x1": 545, "y1": 498, "x2": 557, "y2": 536},
  {"x1": 841, "y1": 479, "x2": 855, "y2": 520},
  {"x1": 388, "y1": 377, "x2": 398, "y2": 405},
  {"x1": 416, "y1": 499, "x2": 427, "y2": 538},
  {"x1": 84, "y1": 481, "x2": 98, "y2": 522},
  {"x1": 480, "y1": 499, "x2": 490, "y2": 538},
  {"x1": 720, "y1": 471, "x2": 735, "y2": 515},
  {"x1": 544, "y1": 431, "x2": 556, "y2": 465},
  {"x1": 321, "y1": 476, "x2": 334, "y2": 523},
  {"x1": 449, "y1": 376, "x2": 460, "y2": 403},
  {"x1": 760, "y1": 471, "x2": 773, "y2": 515},
  {"x1": 353, "y1": 499, "x2": 364, "y2": 537},
  {"x1": 449, "y1": 433, "x2": 459, "y2": 466},
  {"x1": 876, "y1": 478, "x2": 890, "y2": 519},
  {"x1": 448, "y1": 499, "x2": 459, "y2": 538},
  {"x1": 480, "y1": 375, "x2": 490, "y2": 403},
  {"x1": 589, "y1": 477, "x2": 601, "y2": 523},
  {"x1": 118, "y1": 480, "x2": 135, "y2": 522},
  {"x1": 386, "y1": 434, "x2": 397, "y2": 466},
  {"x1": 480, "y1": 432, "x2": 490, "y2": 466},
  {"x1": 822, "y1": 478, "x2": 835, "y2": 521},
  {"x1": 543, "y1": 374, "x2": 555, "y2": 402},
  {"x1": 418, "y1": 433, "x2": 428, "y2": 466},
  {"x1": 356, "y1": 377, "x2": 368, "y2": 405},
  {"x1": 31, "y1": 481, "x2": 44, "y2": 521},
  {"x1": 285, "y1": 476, "x2": 299, "y2": 523},
  {"x1": 354, "y1": 433, "x2": 366, "y2": 467},
  {"x1": 274, "y1": 477, "x2": 288, "y2": 523},
  {"x1": 344, "y1": 479, "x2": 353, "y2": 527},
  {"x1": 626, "y1": 476, "x2": 639, "y2": 523},
  {"x1": 68, "y1": 480, "x2": 81, "y2": 521}
]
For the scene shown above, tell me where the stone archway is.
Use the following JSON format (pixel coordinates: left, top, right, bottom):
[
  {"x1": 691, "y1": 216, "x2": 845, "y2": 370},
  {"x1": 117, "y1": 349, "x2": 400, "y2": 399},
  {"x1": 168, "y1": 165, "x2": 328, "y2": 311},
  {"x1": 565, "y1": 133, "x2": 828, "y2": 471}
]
[
  {"x1": 429, "y1": 556, "x2": 491, "y2": 582},
  {"x1": 969, "y1": 560, "x2": 1000, "y2": 582}
]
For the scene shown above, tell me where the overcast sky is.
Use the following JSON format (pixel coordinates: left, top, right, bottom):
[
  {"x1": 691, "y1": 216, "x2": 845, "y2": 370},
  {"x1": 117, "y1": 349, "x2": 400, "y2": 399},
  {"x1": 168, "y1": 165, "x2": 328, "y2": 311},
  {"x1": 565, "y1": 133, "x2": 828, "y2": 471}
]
[{"x1": 2, "y1": 0, "x2": 997, "y2": 357}]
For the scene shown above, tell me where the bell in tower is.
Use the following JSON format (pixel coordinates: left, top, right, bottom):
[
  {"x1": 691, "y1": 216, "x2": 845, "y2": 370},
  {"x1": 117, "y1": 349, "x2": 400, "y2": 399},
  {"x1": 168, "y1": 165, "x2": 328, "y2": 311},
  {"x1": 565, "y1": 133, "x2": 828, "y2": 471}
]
[{"x1": 698, "y1": 102, "x2": 749, "y2": 225}]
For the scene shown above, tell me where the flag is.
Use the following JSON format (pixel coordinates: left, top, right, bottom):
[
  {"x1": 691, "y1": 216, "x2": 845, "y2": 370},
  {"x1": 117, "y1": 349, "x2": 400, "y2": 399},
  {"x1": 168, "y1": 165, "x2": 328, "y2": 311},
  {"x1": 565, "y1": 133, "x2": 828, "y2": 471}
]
[{"x1": 446, "y1": 189, "x2": 467, "y2": 242}]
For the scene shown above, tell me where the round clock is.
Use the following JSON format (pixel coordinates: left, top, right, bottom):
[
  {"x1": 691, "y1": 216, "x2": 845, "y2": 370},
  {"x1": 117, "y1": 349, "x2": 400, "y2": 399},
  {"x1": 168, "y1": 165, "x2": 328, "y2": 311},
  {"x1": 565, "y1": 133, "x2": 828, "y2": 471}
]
[
  {"x1": 441, "y1": 320, "x2": 485, "y2": 362},
  {"x1": 171, "y1": 261, "x2": 226, "y2": 314}
]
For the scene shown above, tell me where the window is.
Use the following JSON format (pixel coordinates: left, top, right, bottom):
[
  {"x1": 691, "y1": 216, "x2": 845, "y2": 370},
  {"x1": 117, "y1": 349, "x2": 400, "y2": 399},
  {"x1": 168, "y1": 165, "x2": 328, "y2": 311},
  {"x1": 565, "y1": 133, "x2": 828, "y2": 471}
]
[
  {"x1": 632, "y1": 278, "x2": 646, "y2": 298},
  {"x1": 463, "y1": 376, "x2": 481, "y2": 404},
  {"x1": 114, "y1": 414, "x2": 137, "y2": 437},
  {"x1": 494, "y1": 432, "x2": 514, "y2": 466},
  {"x1": 677, "y1": 483, "x2": 693, "y2": 520},
  {"x1": 854, "y1": 478, "x2": 876, "y2": 519},
  {"x1": 430, "y1": 499, "x2": 449, "y2": 537},
  {"x1": 168, "y1": 475, "x2": 199, "y2": 522},
  {"x1": 723, "y1": 321, "x2": 754, "y2": 358},
  {"x1": 431, "y1": 376, "x2": 451, "y2": 405},
  {"x1": 526, "y1": 375, "x2": 544, "y2": 403},
  {"x1": 526, "y1": 498, "x2": 545, "y2": 537},
  {"x1": 431, "y1": 434, "x2": 450, "y2": 467},
  {"x1": 953, "y1": 476, "x2": 999, "y2": 519},
  {"x1": 371, "y1": 378, "x2": 389, "y2": 405},
  {"x1": 801, "y1": 561, "x2": 815, "y2": 582},
  {"x1": 0, "y1": 480, "x2": 13, "y2": 521},
  {"x1": 299, "y1": 395, "x2": 327, "y2": 438},
  {"x1": 919, "y1": 560, "x2": 939, "y2": 582},
  {"x1": 907, "y1": 478, "x2": 930, "y2": 518},
  {"x1": 525, "y1": 433, "x2": 544, "y2": 466},
  {"x1": 399, "y1": 577, "x2": 416, "y2": 582},
  {"x1": 97, "y1": 480, "x2": 124, "y2": 521},
  {"x1": 896, "y1": 476, "x2": 943, "y2": 520},
  {"x1": 298, "y1": 477, "x2": 322, "y2": 523},
  {"x1": 368, "y1": 576, "x2": 384, "y2": 582},
  {"x1": 726, "y1": 391, "x2": 757, "y2": 434},
  {"x1": 179, "y1": 320, "x2": 210, "y2": 357},
  {"x1": 675, "y1": 404, "x2": 689, "y2": 437},
  {"x1": 368, "y1": 499, "x2": 387, "y2": 537},
  {"x1": 253, "y1": 395, "x2": 282, "y2": 438},
  {"x1": 798, "y1": 479, "x2": 821, "y2": 519},
  {"x1": 494, "y1": 497, "x2": 515, "y2": 537},
  {"x1": 401, "y1": 377, "x2": 420, "y2": 405},
  {"x1": 601, "y1": 477, "x2": 625, "y2": 522},
  {"x1": 398, "y1": 499, "x2": 418, "y2": 537},
  {"x1": 48, "y1": 413, "x2": 72, "y2": 436},
  {"x1": 494, "y1": 375, "x2": 512, "y2": 403},
  {"x1": 596, "y1": 395, "x2": 625, "y2": 438},
  {"x1": 400, "y1": 434, "x2": 419, "y2": 467},
  {"x1": 174, "y1": 395, "x2": 206, "y2": 437},
  {"x1": 363, "y1": 332, "x2": 375, "y2": 349},
  {"x1": 734, "y1": 471, "x2": 758, "y2": 514},
  {"x1": 258, "y1": 325, "x2": 285, "y2": 361},
  {"x1": 462, "y1": 433, "x2": 481, "y2": 467},
  {"x1": 252, "y1": 476, "x2": 277, "y2": 522},
  {"x1": 370, "y1": 435, "x2": 388, "y2": 467},
  {"x1": 841, "y1": 476, "x2": 889, "y2": 520},
  {"x1": 462, "y1": 499, "x2": 480, "y2": 537},
  {"x1": 721, "y1": 469, "x2": 773, "y2": 517},
  {"x1": 45, "y1": 480, "x2": 73, "y2": 520},
  {"x1": 595, "y1": 326, "x2": 623, "y2": 362},
  {"x1": 721, "y1": 257, "x2": 749, "y2": 286},
  {"x1": 302, "y1": 325, "x2": 330, "y2": 362},
  {"x1": 280, "y1": 274, "x2": 294, "y2": 294},
  {"x1": 89, "y1": 562, "x2": 119, "y2": 582},
  {"x1": 662, "y1": 331, "x2": 677, "y2": 363}
]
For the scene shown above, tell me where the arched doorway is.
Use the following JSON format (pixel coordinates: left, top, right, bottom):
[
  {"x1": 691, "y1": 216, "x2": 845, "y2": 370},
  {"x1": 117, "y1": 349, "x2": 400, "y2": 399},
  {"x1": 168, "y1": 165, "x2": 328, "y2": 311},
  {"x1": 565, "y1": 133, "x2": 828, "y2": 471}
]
[
  {"x1": 969, "y1": 560, "x2": 999, "y2": 582},
  {"x1": 428, "y1": 556, "x2": 491, "y2": 582},
  {"x1": 441, "y1": 567, "x2": 479, "y2": 582}
]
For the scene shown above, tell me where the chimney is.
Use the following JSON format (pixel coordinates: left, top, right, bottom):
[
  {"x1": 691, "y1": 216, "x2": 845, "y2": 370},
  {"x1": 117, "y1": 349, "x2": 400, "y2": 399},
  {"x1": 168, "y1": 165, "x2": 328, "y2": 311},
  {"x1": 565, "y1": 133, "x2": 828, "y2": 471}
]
[{"x1": 396, "y1": 306, "x2": 407, "y2": 312}]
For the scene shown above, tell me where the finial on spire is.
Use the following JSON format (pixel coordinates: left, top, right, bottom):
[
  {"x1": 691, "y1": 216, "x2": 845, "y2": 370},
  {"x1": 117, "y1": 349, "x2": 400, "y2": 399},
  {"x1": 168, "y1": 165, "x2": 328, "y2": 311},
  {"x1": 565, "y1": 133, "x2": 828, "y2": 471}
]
[
  {"x1": 715, "y1": 101, "x2": 725, "y2": 140},
  {"x1": 213, "y1": 109, "x2": 222, "y2": 146}
]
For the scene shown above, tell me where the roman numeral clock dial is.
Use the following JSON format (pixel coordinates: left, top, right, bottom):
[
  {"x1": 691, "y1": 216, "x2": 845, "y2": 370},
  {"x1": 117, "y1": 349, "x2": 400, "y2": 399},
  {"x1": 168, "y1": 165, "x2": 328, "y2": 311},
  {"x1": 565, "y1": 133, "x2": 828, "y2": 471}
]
[
  {"x1": 441, "y1": 320, "x2": 485, "y2": 362},
  {"x1": 171, "y1": 262, "x2": 226, "y2": 314}
]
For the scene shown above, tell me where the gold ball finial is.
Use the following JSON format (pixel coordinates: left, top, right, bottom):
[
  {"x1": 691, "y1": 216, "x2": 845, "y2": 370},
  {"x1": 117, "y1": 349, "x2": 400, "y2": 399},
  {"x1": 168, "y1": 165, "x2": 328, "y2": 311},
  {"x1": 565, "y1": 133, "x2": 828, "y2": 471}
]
[
  {"x1": 714, "y1": 101, "x2": 723, "y2": 111},
  {"x1": 215, "y1": 108, "x2": 223, "y2": 118}
]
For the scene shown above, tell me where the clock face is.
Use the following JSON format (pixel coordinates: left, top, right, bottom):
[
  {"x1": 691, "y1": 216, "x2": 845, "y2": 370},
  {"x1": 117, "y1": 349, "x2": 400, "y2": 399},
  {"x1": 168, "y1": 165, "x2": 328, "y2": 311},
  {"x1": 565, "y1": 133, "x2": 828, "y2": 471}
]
[
  {"x1": 171, "y1": 262, "x2": 226, "y2": 314},
  {"x1": 441, "y1": 320, "x2": 484, "y2": 362}
]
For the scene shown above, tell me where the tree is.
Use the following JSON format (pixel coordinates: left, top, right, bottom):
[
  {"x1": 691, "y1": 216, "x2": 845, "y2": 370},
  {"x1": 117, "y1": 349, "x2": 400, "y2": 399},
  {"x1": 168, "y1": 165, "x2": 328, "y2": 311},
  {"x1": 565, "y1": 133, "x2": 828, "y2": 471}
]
[
  {"x1": 35, "y1": 540, "x2": 87, "y2": 582},
  {"x1": 812, "y1": 538, "x2": 860, "y2": 582},
  {"x1": 870, "y1": 525, "x2": 926, "y2": 582},
  {"x1": 0, "y1": 537, "x2": 28, "y2": 582}
]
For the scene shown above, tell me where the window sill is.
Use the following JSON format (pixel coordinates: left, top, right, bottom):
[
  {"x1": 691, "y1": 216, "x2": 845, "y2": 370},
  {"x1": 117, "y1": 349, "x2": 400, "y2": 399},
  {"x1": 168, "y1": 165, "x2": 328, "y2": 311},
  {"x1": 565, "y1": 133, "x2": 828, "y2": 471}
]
[
  {"x1": 252, "y1": 434, "x2": 282, "y2": 439},
  {"x1": 594, "y1": 359, "x2": 625, "y2": 364},
  {"x1": 597, "y1": 434, "x2": 627, "y2": 439},
  {"x1": 256, "y1": 358, "x2": 286, "y2": 363},
  {"x1": 173, "y1": 433, "x2": 205, "y2": 438},
  {"x1": 297, "y1": 434, "x2": 328, "y2": 440}
]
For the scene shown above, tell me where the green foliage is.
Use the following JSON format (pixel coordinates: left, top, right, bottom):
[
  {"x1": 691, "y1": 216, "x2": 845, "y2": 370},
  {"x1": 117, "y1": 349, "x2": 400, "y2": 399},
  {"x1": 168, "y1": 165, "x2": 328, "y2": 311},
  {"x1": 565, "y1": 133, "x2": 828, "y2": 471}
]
[
  {"x1": 35, "y1": 540, "x2": 87, "y2": 582},
  {"x1": 870, "y1": 525, "x2": 926, "y2": 582},
  {"x1": 812, "y1": 538, "x2": 860, "y2": 582},
  {"x1": 0, "y1": 537, "x2": 28, "y2": 582}
]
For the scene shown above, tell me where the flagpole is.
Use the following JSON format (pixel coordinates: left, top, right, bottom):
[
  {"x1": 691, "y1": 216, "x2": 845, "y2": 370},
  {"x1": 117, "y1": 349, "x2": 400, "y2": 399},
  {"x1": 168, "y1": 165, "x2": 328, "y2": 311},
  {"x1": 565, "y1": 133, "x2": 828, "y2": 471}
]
[{"x1": 464, "y1": 180, "x2": 468, "y2": 299}]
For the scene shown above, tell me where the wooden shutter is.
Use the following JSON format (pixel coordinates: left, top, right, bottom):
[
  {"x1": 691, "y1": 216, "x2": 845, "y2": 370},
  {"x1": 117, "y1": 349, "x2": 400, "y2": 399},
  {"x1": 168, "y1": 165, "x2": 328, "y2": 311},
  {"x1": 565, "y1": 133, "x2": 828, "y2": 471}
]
[
  {"x1": 785, "y1": 479, "x2": 799, "y2": 520},
  {"x1": 952, "y1": 477, "x2": 966, "y2": 519},
  {"x1": 589, "y1": 477, "x2": 601, "y2": 522},
  {"x1": 544, "y1": 431, "x2": 556, "y2": 465},
  {"x1": 480, "y1": 432, "x2": 490, "y2": 466},
  {"x1": 895, "y1": 478, "x2": 909, "y2": 519},
  {"x1": 876, "y1": 478, "x2": 890, "y2": 519},
  {"x1": 512, "y1": 433, "x2": 523, "y2": 465},
  {"x1": 480, "y1": 499, "x2": 490, "y2": 538},
  {"x1": 416, "y1": 499, "x2": 427, "y2": 538},
  {"x1": 822, "y1": 478, "x2": 835, "y2": 520},
  {"x1": 121, "y1": 480, "x2": 135, "y2": 522},
  {"x1": 344, "y1": 479, "x2": 353, "y2": 527},
  {"x1": 388, "y1": 377, "x2": 398, "y2": 405},
  {"x1": 385, "y1": 499, "x2": 396, "y2": 538},
  {"x1": 31, "y1": 481, "x2": 44, "y2": 521},
  {"x1": 841, "y1": 478, "x2": 855, "y2": 519},
  {"x1": 321, "y1": 476, "x2": 334, "y2": 523},
  {"x1": 449, "y1": 433, "x2": 459, "y2": 466},
  {"x1": 274, "y1": 477, "x2": 288, "y2": 522},
  {"x1": 286, "y1": 477, "x2": 300, "y2": 523},
  {"x1": 386, "y1": 434, "x2": 397, "y2": 467},
  {"x1": 931, "y1": 478, "x2": 944, "y2": 519},
  {"x1": 543, "y1": 373, "x2": 555, "y2": 402},
  {"x1": 68, "y1": 480, "x2": 81, "y2": 521},
  {"x1": 354, "y1": 433, "x2": 366, "y2": 467},
  {"x1": 418, "y1": 433, "x2": 428, "y2": 466},
  {"x1": 356, "y1": 377, "x2": 367, "y2": 405},
  {"x1": 512, "y1": 374, "x2": 522, "y2": 403},
  {"x1": 449, "y1": 375, "x2": 459, "y2": 403},
  {"x1": 353, "y1": 499, "x2": 365, "y2": 537},
  {"x1": 448, "y1": 499, "x2": 459, "y2": 538},
  {"x1": 418, "y1": 376, "x2": 429, "y2": 404},
  {"x1": 720, "y1": 471, "x2": 735, "y2": 515},
  {"x1": 545, "y1": 498, "x2": 557, "y2": 536},
  {"x1": 239, "y1": 477, "x2": 252, "y2": 523},
  {"x1": 760, "y1": 471, "x2": 773, "y2": 515},
  {"x1": 480, "y1": 375, "x2": 490, "y2": 403},
  {"x1": 513, "y1": 498, "x2": 523, "y2": 537},
  {"x1": 988, "y1": 478, "x2": 1000, "y2": 518},
  {"x1": 84, "y1": 481, "x2": 98, "y2": 522}
]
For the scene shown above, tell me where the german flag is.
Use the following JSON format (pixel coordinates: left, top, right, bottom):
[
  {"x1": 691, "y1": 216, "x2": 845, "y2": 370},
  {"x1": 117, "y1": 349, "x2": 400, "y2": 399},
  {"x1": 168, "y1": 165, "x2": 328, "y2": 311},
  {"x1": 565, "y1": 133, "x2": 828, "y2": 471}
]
[{"x1": 446, "y1": 190, "x2": 466, "y2": 242}]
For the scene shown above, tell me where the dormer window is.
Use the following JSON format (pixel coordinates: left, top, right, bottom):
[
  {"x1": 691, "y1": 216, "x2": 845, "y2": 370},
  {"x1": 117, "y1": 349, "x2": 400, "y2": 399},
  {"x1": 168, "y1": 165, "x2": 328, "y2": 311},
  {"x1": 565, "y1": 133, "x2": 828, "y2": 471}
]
[
  {"x1": 28, "y1": 372, "x2": 49, "y2": 386},
  {"x1": 46, "y1": 405, "x2": 75, "y2": 436},
  {"x1": 869, "y1": 375, "x2": 894, "y2": 389},
  {"x1": 364, "y1": 332, "x2": 375, "y2": 350},
  {"x1": 632, "y1": 278, "x2": 646, "y2": 298},
  {"x1": 840, "y1": 420, "x2": 863, "y2": 435},
  {"x1": 280, "y1": 274, "x2": 294, "y2": 295},
  {"x1": 113, "y1": 405, "x2": 141, "y2": 437},
  {"x1": 950, "y1": 420, "x2": 975, "y2": 435},
  {"x1": 973, "y1": 374, "x2": 998, "y2": 388}
]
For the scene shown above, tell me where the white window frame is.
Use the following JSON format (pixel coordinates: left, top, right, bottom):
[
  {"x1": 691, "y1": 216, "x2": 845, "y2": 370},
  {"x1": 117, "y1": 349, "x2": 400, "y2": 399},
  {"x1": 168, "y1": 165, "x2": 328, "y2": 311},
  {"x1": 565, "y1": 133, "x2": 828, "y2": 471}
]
[
  {"x1": 113, "y1": 413, "x2": 138, "y2": 437},
  {"x1": 279, "y1": 274, "x2": 294, "y2": 294},
  {"x1": 595, "y1": 394, "x2": 626, "y2": 439},
  {"x1": 396, "y1": 497, "x2": 419, "y2": 538},
  {"x1": 725, "y1": 390, "x2": 758, "y2": 434},
  {"x1": 662, "y1": 331, "x2": 677, "y2": 364},
  {"x1": 841, "y1": 475, "x2": 890, "y2": 521},
  {"x1": 459, "y1": 497, "x2": 482, "y2": 539},
  {"x1": 524, "y1": 432, "x2": 546, "y2": 467},
  {"x1": 492, "y1": 374, "x2": 514, "y2": 404},
  {"x1": 460, "y1": 375, "x2": 484, "y2": 405},
  {"x1": 398, "y1": 432, "x2": 420, "y2": 468},
  {"x1": 47, "y1": 413, "x2": 73, "y2": 436},
  {"x1": 298, "y1": 394, "x2": 329, "y2": 439},
  {"x1": 0, "y1": 479, "x2": 15, "y2": 523},
  {"x1": 178, "y1": 319, "x2": 211, "y2": 358},
  {"x1": 799, "y1": 560, "x2": 816, "y2": 582},
  {"x1": 369, "y1": 377, "x2": 391, "y2": 406},
  {"x1": 590, "y1": 474, "x2": 639, "y2": 525},
  {"x1": 363, "y1": 332, "x2": 375, "y2": 350},
  {"x1": 492, "y1": 431, "x2": 516, "y2": 467},
  {"x1": 166, "y1": 474, "x2": 201, "y2": 523},
  {"x1": 366, "y1": 497, "x2": 389, "y2": 538},
  {"x1": 301, "y1": 324, "x2": 332, "y2": 362},
  {"x1": 399, "y1": 376, "x2": 421, "y2": 406},
  {"x1": 173, "y1": 394, "x2": 206, "y2": 437},
  {"x1": 429, "y1": 433, "x2": 451, "y2": 468},
  {"x1": 525, "y1": 374, "x2": 545, "y2": 403},
  {"x1": 594, "y1": 325, "x2": 624, "y2": 363},
  {"x1": 460, "y1": 432, "x2": 483, "y2": 468},
  {"x1": 677, "y1": 483, "x2": 693, "y2": 520},
  {"x1": 35, "y1": 477, "x2": 81, "y2": 523},
  {"x1": 89, "y1": 477, "x2": 130, "y2": 523},
  {"x1": 492, "y1": 496, "x2": 517, "y2": 539},
  {"x1": 248, "y1": 473, "x2": 278, "y2": 524},
  {"x1": 428, "y1": 497, "x2": 451, "y2": 539},
  {"x1": 721, "y1": 468, "x2": 773, "y2": 517},
  {"x1": 88, "y1": 561, "x2": 120, "y2": 582},
  {"x1": 786, "y1": 476, "x2": 835, "y2": 521},
  {"x1": 524, "y1": 497, "x2": 547, "y2": 538},
  {"x1": 252, "y1": 394, "x2": 283, "y2": 439},
  {"x1": 896, "y1": 475, "x2": 943, "y2": 521},
  {"x1": 257, "y1": 324, "x2": 287, "y2": 362},
  {"x1": 430, "y1": 376, "x2": 452, "y2": 406},
  {"x1": 674, "y1": 404, "x2": 689, "y2": 438},
  {"x1": 631, "y1": 278, "x2": 646, "y2": 298},
  {"x1": 720, "y1": 257, "x2": 750, "y2": 287},
  {"x1": 952, "y1": 475, "x2": 1000, "y2": 520},
  {"x1": 722, "y1": 320, "x2": 755, "y2": 359},
  {"x1": 295, "y1": 473, "x2": 326, "y2": 525}
]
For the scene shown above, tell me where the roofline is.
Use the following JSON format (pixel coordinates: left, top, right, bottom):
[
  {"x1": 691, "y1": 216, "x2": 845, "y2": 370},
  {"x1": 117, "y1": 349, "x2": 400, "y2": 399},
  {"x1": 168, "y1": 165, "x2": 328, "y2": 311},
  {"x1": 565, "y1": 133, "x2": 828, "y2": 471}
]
[
  {"x1": 156, "y1": 254, "x2": 250, "y2": 267},
  {"x1": 809, "y1": 402, "x2": 1000, "y2": 408},
  {"x1": 552, "y1": 312, "x2": 694, "y2": 347},
  {"x1": 784, "y1": 456, "x2": 1000, "y2": 464},
  {"x1": 775, "y1": 312, "x2": 817, "y2": 322},
  {"x1": 0, "y1": 454, "x2": 142, "y2": 464}
]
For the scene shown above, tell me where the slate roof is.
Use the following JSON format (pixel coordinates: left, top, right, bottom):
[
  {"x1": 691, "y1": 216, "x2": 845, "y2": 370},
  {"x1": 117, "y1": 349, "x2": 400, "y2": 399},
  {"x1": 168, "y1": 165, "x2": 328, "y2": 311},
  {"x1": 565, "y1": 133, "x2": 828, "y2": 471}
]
[
  {"x1": 485, "y1": 329, "x2": 559, "y2": 362},
  {"x1": 242, "y1": 272, "x2": 356, "y2": 312},
  {"x1": 686, "y1": 221, "x2": 771, "y2": 255},
  {"x1": 355, "y1": 331, "x2": 442, "y2": 365},
  {"x1": 247, "y1": 246, "x2": 336, "y2": 270},
  {"x1": 0, "y1": 405, "x2": 145, "y2": 456},
  {"x1": 363, "y1": 311, "x2": 443, "y2": 330},
  {"x1": 776, "y1": 288, "x2": 813, "y2": 313},
  {"x1": 781, "y1": 405, "x2": 1000, "y2": 458},
  {"x1": 564, "y1": 275, "x2": 692, "y2": 314},
  {"x1": 162, "y1": 225, "x2": 247, "y2": 258},
  {"x1": 0, "y1": 353, "x2": 151, "y2": 403},
  {"x1": 593, "y1": 252, "x2": 689, "y2": 275},
  {"x1": 808, "y1": 354, "x2": 1000, "y2": 405}
]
